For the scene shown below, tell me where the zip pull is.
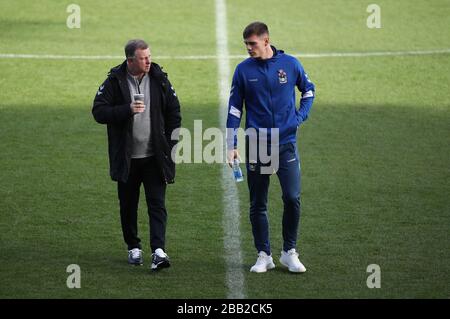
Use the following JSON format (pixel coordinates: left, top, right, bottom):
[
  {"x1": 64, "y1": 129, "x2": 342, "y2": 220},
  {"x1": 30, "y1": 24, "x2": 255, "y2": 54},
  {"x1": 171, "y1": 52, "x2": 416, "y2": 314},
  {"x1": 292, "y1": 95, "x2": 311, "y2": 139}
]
[{"x1": 134, "y1": 77, "x2": 141, "y2": 94}]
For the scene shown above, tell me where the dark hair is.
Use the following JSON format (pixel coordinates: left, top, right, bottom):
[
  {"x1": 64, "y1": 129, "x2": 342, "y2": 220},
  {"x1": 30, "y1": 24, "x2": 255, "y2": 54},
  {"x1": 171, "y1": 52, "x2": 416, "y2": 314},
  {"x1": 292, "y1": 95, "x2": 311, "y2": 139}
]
[
  {"x1": 124, "y1": 39, "x2": 149, "y2": 59},
  {"x1": 243, "y1": 21, "x2": 269, "y2": 39}
]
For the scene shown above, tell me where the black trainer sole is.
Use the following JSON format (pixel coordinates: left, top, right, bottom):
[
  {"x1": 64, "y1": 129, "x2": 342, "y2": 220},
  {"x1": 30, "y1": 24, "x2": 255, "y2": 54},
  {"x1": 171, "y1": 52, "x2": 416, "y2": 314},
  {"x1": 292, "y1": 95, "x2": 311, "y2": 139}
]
[{"x1": 151, "y1": 261, "x2": 171, "y2": 271}]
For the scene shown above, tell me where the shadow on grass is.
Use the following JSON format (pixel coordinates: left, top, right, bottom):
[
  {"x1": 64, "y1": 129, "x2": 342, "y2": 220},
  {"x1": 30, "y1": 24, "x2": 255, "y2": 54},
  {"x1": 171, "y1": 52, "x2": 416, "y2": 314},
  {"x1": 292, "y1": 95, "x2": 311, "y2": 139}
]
[{"x1": 0, "y1": 102, "x2": 449, "y2": 298}]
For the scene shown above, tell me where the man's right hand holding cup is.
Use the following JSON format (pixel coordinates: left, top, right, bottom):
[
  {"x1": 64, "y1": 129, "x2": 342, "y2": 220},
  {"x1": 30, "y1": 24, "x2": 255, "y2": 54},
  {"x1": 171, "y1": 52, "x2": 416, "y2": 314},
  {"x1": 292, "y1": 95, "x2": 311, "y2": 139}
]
[
  {"x1": 131, "y1": 93, "x2": 145, "y2": 114},
  {"x1": 131, "y1": 100, "x2": 145, "y2": 114}
]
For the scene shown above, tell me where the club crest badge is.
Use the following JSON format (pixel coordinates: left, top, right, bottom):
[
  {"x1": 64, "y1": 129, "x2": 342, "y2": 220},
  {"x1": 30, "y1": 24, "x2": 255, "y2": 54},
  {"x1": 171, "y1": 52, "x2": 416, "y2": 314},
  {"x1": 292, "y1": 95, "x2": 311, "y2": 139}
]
[{"x1": 278, "y1": 69, "x2": 287, "y2": 84}]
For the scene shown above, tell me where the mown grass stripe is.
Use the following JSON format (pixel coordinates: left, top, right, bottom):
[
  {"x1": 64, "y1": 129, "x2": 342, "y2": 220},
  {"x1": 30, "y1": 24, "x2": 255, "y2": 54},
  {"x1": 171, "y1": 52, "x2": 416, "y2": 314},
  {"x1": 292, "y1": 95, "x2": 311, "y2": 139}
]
[{"x1": 215, "y1": 0, "x2": 246, "y2": 299}]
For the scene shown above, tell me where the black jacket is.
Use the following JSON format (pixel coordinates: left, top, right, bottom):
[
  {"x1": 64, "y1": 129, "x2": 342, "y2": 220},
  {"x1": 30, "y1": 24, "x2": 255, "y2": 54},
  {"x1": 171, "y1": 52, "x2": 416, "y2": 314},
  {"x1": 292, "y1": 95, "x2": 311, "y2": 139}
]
[{"x1": 92, "y1": 61, "x2": 181, "y2": 184}]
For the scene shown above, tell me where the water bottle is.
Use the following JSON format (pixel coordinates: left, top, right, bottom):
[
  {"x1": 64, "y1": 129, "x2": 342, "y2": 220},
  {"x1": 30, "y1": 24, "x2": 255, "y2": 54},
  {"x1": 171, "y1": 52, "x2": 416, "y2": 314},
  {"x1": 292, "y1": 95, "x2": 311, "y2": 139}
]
[{"x1": 232, "y1": 159, "x2": 244, "y2": 182}]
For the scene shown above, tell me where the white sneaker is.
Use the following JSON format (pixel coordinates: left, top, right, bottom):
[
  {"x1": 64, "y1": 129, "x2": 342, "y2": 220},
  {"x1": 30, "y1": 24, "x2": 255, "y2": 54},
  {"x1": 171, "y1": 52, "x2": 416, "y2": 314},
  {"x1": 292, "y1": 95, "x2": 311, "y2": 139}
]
[
  {"x1": 250, "y1": 251, "x2": 276, "y2": 273},
  {"x1": 280, "y1": 249, "x2": 306, "y2": 273},
  {"x1": 151, "y1": 248, "x2": 170, "y2": 270},
  {"x1": 128, "y1": 248, "x2": 143, "y2": 265},
  {"x1": 155, "y1": 248, "x2": 167, "y2": 258}
]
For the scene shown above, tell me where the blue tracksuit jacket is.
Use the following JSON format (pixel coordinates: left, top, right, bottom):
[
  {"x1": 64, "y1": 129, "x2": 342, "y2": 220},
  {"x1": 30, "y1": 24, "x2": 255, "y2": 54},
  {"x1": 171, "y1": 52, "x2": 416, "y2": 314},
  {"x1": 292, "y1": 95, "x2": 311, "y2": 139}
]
[{"x1": 226, "y1": 46, "x2": 315, "y2": 148}]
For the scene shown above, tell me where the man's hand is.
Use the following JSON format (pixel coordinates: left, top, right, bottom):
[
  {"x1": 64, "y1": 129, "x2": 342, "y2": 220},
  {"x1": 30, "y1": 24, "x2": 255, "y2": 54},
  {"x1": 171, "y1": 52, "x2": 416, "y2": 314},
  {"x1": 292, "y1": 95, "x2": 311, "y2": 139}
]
[
  {"x1": 227, "y1": 149, "x2": 240, "y2": 168},
  {"x1": 131, "y1": 101, "x2": 145, "y2": 114}
]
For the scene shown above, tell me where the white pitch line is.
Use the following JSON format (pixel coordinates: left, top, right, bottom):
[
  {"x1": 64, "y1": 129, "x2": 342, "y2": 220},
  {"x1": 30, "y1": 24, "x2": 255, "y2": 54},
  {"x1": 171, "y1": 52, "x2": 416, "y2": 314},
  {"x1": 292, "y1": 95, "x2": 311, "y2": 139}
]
[
  {"x1": 0, "y1": 48, "x2": 449, "y2": 61},
  {"x1": 215, "y1": 0, "x2": 246, "y2": 300}
]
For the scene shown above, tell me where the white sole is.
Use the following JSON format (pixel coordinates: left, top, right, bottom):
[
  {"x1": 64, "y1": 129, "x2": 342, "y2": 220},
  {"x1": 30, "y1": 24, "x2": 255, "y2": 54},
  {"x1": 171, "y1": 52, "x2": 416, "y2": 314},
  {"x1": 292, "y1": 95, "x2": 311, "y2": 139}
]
[
  {"x1": 280, "y1": 259, "x2": 306, "y2": 273},
  {"x1": 250, "y1": 262, "x2": 276, "y2": 273}
]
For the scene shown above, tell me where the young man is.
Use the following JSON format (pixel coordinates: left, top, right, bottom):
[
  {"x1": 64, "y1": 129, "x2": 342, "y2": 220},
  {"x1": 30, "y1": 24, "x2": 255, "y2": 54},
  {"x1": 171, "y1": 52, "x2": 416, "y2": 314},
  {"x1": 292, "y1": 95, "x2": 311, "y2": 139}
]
[
  {"x1": 227, "y1": 22, "x2": 315, "y2": 273},
  {"x1": 92, "y1": 39, "x2": 181, "y2": 271}
]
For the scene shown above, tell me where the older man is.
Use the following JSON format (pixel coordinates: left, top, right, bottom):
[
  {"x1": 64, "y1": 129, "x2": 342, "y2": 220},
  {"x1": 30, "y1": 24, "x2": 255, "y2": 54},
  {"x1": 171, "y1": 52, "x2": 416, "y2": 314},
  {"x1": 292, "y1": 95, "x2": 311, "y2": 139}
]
[{"x1": 92, "y1": 39, "x2": 181, "y2": 271}]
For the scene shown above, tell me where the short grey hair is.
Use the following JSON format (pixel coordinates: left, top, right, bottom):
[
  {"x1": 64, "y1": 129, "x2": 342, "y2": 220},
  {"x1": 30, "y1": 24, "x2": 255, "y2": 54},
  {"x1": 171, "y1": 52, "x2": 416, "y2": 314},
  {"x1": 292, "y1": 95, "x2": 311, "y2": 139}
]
[{"x1": 124, "y1": 39, "x2": 149, "y2": 59}]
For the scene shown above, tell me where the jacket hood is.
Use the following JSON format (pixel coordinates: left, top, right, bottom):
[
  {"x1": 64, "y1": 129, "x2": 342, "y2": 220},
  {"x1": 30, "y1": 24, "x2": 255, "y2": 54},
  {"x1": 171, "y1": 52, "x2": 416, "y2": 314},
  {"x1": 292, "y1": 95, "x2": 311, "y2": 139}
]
[
  {"x1": 251, "y1": 45, "x2": 284, "y2": 64},
  {"x1": 271, "y1": 45, "x2": 284, "y2": 57}
]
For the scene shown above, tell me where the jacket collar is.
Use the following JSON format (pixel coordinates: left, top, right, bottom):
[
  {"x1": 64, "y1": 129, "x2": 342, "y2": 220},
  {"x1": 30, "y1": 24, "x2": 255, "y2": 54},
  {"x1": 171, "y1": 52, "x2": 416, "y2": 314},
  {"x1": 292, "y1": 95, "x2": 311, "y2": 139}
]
[
  {"x1": 252, "y1": 45, "x2": 284, "y2": 64},
  {"x1": 108, "y1": 60, "x2": 166, "y2": 82}
]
